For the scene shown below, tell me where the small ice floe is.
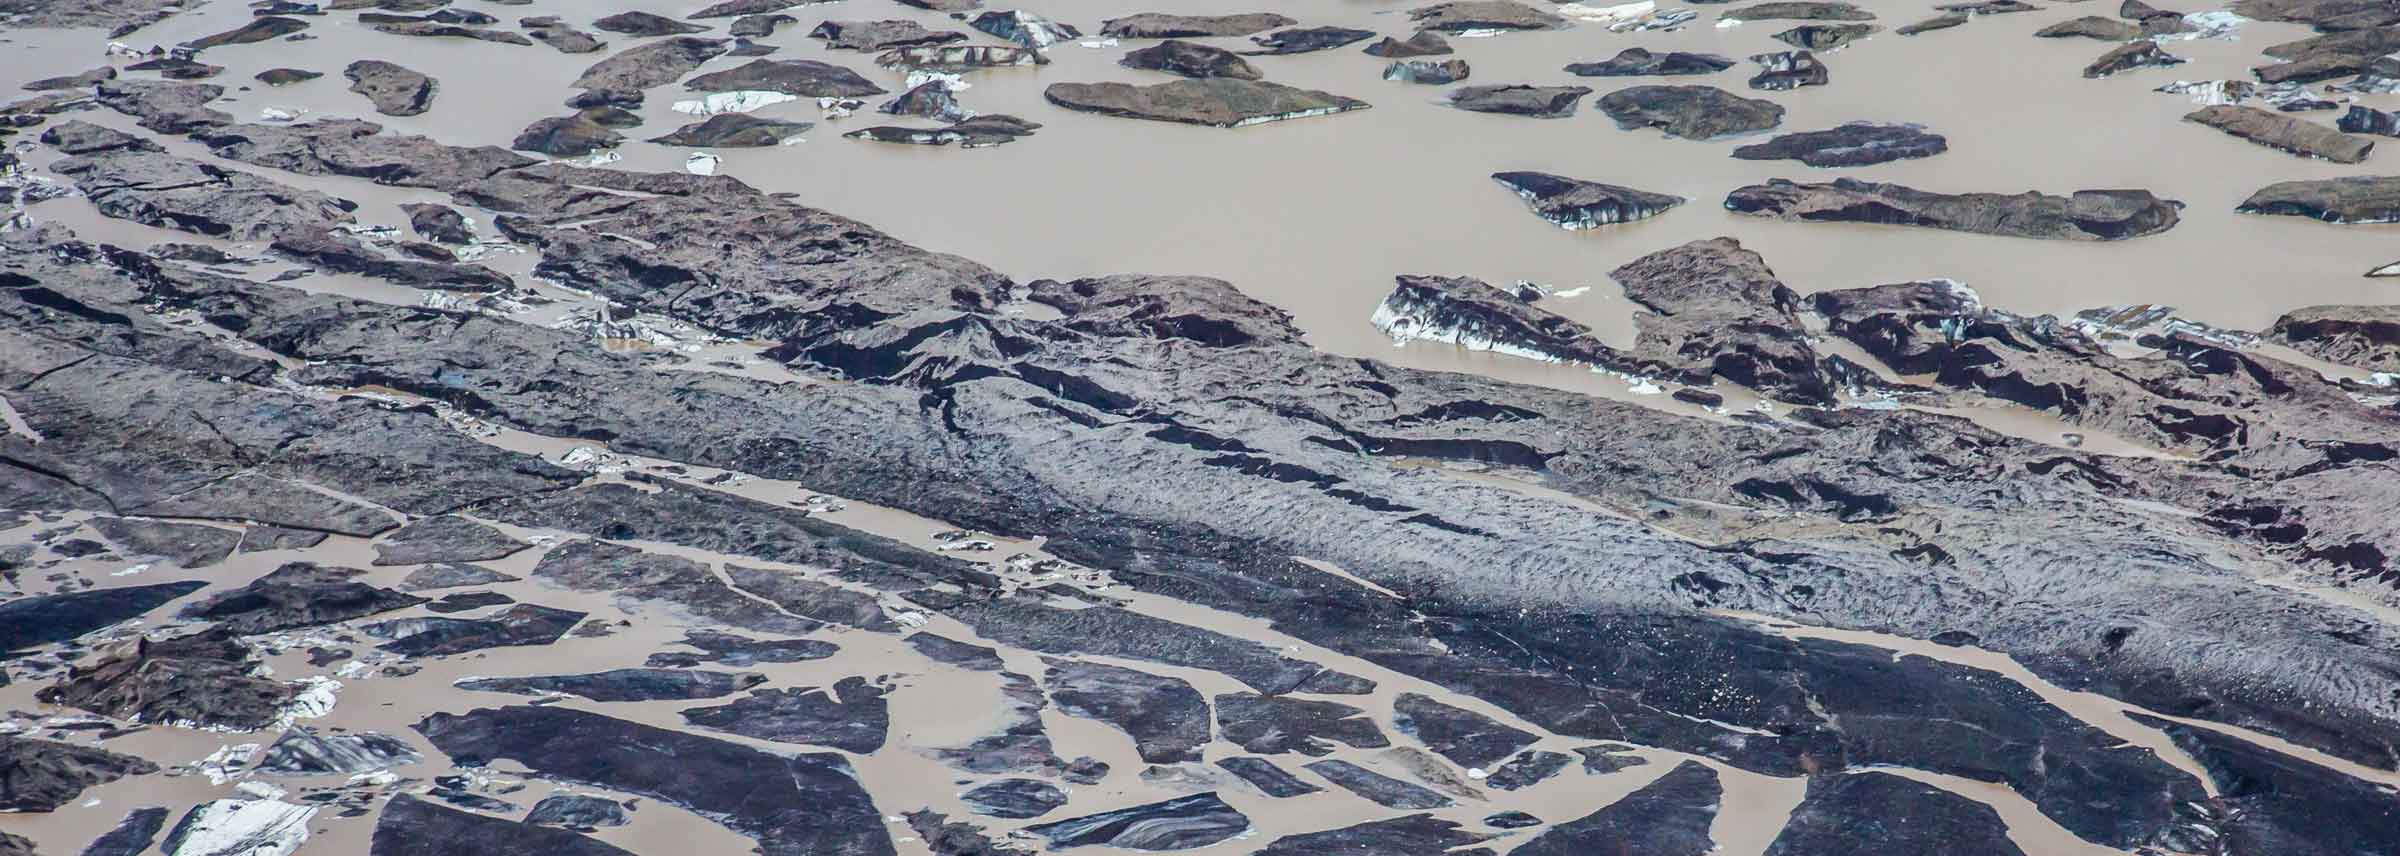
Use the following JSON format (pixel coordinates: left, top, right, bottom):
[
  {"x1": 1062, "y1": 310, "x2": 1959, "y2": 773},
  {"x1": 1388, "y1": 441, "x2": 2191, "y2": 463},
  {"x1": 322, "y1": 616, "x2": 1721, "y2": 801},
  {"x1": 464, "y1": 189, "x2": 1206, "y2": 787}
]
[
  {"x1": 234, "y1": 781, "x2": 287, "y2": 802},
  {"x1": 559, "y1": 446, "x2": 605, "y2": 468},
  {"x1": 2072, "y1": 304, "x2": 2258, "y2": 350},
  {"x1": 2367, "y1": 260, "x2": 2400, "y2": 277},
  {"x1": 1558, "y1": 0, "x2": 1689, "y2": 30},
  {"x1": 2156, "y1": 10, "x2": 2246, "y2": 40},
  {"x1": 2330, "y1": 70, "x2": 2400, "y2": 94},
  {"x1": 892, "y1": 611, "x2": 929, "y2": 628},
  {"x1": 1624, "y1": 8, "x2": 1695, "y2": 30},
  {"x1": 1452, "y1": 27, "x2": 1508, "y2": 37},
  {"x1": 160, "y1": 798, "x2": 315, "y2": 856},
  {"x1": 112, "y1": 563, "x2": 150, "y2": 577},
  {"x1": 106, "y1": 42, "x2": 148, "y2": 59},
  {"x1": 1077, "y1": 37, "x2": 1119, "y2": 48},
  {"x1": 1552, "y1": 286, "x2": 1591, "y2": 298},
  {"x1": 2155, "y1": 79, "x2": 2323, "y2": 110},
  {"x1": 684, "y1": 152, "x2": 720, "y2": 176},
  {"x1": 672, "y1": 90, "x2": 798, "y2": 116},
  {"x1": 799, "y1": 494, "x2": 848, "y2": 512},
  {"x1": 1558, "y1": 0, "x2": 1653, "y2": 22},
  {"x1": 275, "y1": 677, "x2": 340, "y2": 727},
  {"x1": 335, "y1": 223, "x2": 401, "y2": 242},
  {"x1": 818, "y1": 96, "x2": 865, "y2": 118},
  {"x1": 971, "y1": 10, "x2": 1080, "y2": 49},
  {"x1": 258, "y1": 107, "x2": 304, "y2": 122},
  {"x1": 932, "y1": 530, "x2": 997, "y2": 551},
  {"x1": 1513, "y1": 280, "x2": 1549, "y2": 302},
  {"x1": 581, "y1": 150, "x2": 621, "y2": 167},
  {"x1": 450, "y1": 240, "x2": 526, "y2": 263},
  {"x1": 904, "y1": 70, "x2": 969, "y2": 91},
  {"x1": 1371, "y1": 289, "x2": 1568, "y2": 363},
  {"x1": 189, "y1": 744, "x2": 264, "y2": 786},
  {"x1": 419, "y1": 291, "x2": 533, "y2": 316}
]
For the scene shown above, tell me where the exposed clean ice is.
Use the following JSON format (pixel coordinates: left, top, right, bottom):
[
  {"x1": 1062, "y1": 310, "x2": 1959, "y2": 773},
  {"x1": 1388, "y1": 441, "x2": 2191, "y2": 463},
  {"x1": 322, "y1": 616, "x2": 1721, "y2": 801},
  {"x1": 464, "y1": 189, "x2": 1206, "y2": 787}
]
[
  {"x1": 160, "y1": 799, "x2": 314, "y2": 856},
  {"x1": 672, "y1": 90, "x2": 799, "y2": 116}
]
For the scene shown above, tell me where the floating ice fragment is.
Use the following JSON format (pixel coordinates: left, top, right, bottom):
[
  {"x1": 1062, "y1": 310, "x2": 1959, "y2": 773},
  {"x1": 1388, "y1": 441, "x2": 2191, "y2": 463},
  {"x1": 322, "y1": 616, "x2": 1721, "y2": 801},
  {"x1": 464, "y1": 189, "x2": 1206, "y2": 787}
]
[
  {"x1": 258, "y1": 107, "x2": 304, "y2": 122},
  {"x1": 275, "y1": 677, "x2": 339, "y2": 727},
  {"x1": 673, "y1": 90, "x2": 799, "y2": 116},
  {"x1": 903, "y1": 70, "x2": 968, "y2": 91},
  {"x1": 685, "y1": 152, "x2": 720, "y2": 176},
  {"x1": 1557, "y1": 0, "x2": 1654, "y2": 24},
  {"x1": 2156, "y1": 10, "x2": 2245, "y2": 41},
  {"x1": 192, "y1": 744, "x2": 263, "y2": 786},
  {"x1": 160, "y1": 798, "x2": 314, "y2": 856}
]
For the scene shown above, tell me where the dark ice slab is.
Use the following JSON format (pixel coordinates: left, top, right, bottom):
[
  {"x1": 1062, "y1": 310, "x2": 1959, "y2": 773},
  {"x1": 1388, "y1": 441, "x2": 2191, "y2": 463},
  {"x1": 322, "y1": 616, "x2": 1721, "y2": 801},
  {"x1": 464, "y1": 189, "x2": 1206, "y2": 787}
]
[
  {"x1": 416, "y1": 706, "x2": 894, "y2": 856},
  {"x1": 456, "y1": 668, "x2": 766, "y2": 702},
  {"x1": 1512, "y1": 760, "x2": 1720, "y2": 856},
  {"x1": 1023, "y1": 793, "x2": 1249, "y2": 850}
]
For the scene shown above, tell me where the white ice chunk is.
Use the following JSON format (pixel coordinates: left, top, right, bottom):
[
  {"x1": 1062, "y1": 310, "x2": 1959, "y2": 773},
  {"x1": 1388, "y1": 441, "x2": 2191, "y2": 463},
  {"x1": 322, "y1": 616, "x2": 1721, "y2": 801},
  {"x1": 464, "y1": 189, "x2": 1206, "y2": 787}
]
[
  {"x1": 275, "y1": 677, "x2": 339, "y2": 727},
  {"x1": 161, "y1": 799, "x2": 315, "y2": 856},
  {"x1": 1557, "y1": 0, "x2": 1654, "y2": 23},
  {"x1": 672, "y1": 90, "x2": 799, "y2": 116}
]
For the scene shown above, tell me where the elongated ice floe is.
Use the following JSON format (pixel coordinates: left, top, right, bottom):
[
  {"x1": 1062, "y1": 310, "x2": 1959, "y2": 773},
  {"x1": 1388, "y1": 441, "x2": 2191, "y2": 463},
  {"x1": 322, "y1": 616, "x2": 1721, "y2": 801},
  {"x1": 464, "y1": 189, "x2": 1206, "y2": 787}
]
[
  {"x1": 1490, "y1": 171, "x2": 1685, "y2": 229},
  {"x1": 672, "y1": 90, "x2": 800, "y2": 116}
]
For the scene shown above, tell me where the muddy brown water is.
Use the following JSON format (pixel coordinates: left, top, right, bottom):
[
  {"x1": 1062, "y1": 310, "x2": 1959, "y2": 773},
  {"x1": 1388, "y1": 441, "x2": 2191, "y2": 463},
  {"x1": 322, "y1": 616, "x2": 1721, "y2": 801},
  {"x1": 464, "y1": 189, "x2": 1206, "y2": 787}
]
[
  {"x1": 5, "y1": 0, "x2": 2400, "y2": 853},
  {"x1": 15, "y1": 0, "x2": 2400, "y2": 377}
]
